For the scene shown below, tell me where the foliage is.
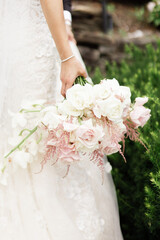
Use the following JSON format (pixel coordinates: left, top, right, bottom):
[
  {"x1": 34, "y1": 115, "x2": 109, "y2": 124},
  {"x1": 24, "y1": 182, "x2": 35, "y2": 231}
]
[
  {"x1": 149, "y1": 2, "x2": 160, "y2": 27},
  {"x1": 92, "y1": 42, "x2": 160, "y2": 239},
  {"x1": 134, "y1": 7, "x2": 145, "y2": 21},
  {"x1": 106, "y1": 3, "x2": 115, "y2": 14}
]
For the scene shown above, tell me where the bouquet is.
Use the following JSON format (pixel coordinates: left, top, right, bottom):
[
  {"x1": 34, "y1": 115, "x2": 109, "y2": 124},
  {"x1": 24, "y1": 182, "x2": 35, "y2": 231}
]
[{"x1": 1, "y1": 77, "x2": 151, "y2": 185}]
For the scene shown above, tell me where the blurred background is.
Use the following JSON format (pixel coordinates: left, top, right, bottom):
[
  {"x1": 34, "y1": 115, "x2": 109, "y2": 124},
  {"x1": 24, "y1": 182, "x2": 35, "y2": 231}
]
[{"x1": 72, "y1": 1, "x2": 160, "y2": 239}]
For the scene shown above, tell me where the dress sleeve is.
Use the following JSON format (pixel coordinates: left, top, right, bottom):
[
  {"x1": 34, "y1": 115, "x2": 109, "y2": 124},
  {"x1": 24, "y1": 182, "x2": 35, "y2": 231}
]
[
  {"x1": 63, "y1": 0, "x2": 72, "y2": 26},
  {"x1": 63, "y1": 0, "x2": 72, "y2": 13}
]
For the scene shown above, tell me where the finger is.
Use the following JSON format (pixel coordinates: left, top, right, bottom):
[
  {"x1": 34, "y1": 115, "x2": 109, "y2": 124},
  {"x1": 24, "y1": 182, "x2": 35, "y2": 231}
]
[
  {"x1": 80, "y1": 69, "x2": 88, "y2": 78},
  {"x1": 65, "y1": 82, "x2": 73, "y2": 93},
  {"x1": 61, "y1": 83, "x2": 66, "y2": 97}
]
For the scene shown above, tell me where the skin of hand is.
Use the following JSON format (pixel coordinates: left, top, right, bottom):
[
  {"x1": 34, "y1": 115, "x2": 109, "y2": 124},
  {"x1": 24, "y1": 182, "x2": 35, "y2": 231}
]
[
  {"x1": 66, "y1": 24, "x2": 77, "y2": 45},
  {"x1": 61, "y1": 57, "x2": 87, "y2": 97},
  {"x1": 40, "y1": 0, "x2": 87, "y2": 96}
]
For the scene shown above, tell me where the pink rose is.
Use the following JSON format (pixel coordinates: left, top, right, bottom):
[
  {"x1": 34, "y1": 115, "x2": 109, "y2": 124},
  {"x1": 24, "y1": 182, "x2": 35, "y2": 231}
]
[
  {"x1": 130, "y1": 106, "x2": 151, "y2": 128},
  {"x1": 75, "y1": 120, "x2": 104, "y2": 152},
  {"x1": 134, "y1": 97, "x2": 148, "y2": 107}
]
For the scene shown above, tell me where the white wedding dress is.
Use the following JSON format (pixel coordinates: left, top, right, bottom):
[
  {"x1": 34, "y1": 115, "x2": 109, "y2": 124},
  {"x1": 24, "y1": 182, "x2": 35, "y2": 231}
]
[{"x1": 0, "y1": 1, "x2": 123, "y2": 239}]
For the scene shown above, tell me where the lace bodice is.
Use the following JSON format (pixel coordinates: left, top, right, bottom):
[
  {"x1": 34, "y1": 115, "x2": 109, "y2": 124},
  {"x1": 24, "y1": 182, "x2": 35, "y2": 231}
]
[{"x1": 0, "y1": 0, "x2": 60, "y2": 156}]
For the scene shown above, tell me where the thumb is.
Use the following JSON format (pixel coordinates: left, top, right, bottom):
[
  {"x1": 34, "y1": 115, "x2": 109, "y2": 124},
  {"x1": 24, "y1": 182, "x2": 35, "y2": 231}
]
[
  {"x1": 83, "y1": 71, "x2": 88, "y2": 78},
  {"x1": 80, "y1": 69, "x2": 88, "y2": 78}
]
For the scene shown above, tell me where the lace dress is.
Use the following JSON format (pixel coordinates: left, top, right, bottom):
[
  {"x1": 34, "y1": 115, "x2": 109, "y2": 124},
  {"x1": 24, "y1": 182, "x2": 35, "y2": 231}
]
[{"x1": 0, "y1": 1, "x2": 123, "y2": 239}]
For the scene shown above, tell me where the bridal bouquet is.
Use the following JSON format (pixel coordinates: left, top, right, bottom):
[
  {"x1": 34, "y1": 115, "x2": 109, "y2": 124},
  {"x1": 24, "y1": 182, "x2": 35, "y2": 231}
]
[{"x1": 1, "y1": 78, "x2": 151, "y2": 184}]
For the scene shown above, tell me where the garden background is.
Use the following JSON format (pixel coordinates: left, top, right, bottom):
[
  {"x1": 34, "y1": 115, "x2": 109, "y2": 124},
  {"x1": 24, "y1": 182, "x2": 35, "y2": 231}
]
[{"x1": 72, "y1": 0, "x2": 160, "y2": 239}]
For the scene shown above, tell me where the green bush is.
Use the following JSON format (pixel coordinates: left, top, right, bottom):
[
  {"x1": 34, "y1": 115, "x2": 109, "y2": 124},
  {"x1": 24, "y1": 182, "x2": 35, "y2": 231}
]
[
  {"x1": 149, "y1": 2, "x2": 160, "y2": 27},
  {"x1": 93, "y1": 43, "x2": 160, "y2": 239}
]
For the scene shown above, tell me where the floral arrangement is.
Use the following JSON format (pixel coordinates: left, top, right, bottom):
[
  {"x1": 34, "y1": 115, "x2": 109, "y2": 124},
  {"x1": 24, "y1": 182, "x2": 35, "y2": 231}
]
[{"x1": 0, "y1": 77, "x2": 151, "y2": 185}]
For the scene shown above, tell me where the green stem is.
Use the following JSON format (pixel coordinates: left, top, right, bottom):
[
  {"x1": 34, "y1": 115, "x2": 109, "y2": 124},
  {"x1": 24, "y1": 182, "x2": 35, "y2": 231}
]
[
  {"x1": 20, "y1": 109, "x2": 42, "y2": 113},
  {"x1": 4, "y1": 126, "x2": 38, "y2": 159},
  {"x1": 74, "y1": 76, "x2": 93, "y2": 86},
  {"x1": 19, "y1": 128, "x2": 32, "y2": 136}
]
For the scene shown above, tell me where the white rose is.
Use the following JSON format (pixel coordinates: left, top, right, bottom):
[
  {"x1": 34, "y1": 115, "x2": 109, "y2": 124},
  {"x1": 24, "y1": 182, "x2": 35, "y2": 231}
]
[
  {"x1": 93, "y1": 96, "x2": 123, "y2": 122},
  {"x1": 93, "y1": 83, "x2": 111, "y2": 100},
  {"x1": 58, "y1": 100, "x2": 83, "y2": 117},
  {"x1": 115, "y1": 86, "x2": 131, "y2": 106},
  {"x1": 66, "y1": 84, "x2": 94, "y2": 110},
  {"x1": 63, "y1": 122, "x2": 79, "y2": 132},
  {"x1": 101, "y1": 78, "x2": 120, "y2": 92},
  {"x1": 12, "y1": 151, "x2": 32, "y2": 169}
]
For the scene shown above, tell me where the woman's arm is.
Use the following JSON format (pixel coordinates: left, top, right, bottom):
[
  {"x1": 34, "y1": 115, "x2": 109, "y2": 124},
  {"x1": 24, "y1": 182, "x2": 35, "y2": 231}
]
[{"x1": 40, "y1": 0, "x2": 87, "y2": 96}]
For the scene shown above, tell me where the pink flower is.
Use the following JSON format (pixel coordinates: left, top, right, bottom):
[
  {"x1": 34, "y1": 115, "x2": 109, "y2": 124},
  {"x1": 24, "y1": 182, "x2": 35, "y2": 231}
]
[
  {"x1": 134, "y1": 97, "x2": 148, "y2": 107},
  {"x1": 59, "y1": 144, "x2": 79, "y2": 164},
  {"x1": 104, "y1": 144, "x2": 121, "y2": 155},
  {"x1": 130, "y1": 106, "x2": 151, "y2": 128},
  {"x1": 75, "y1": 120, "x2": 104, "y2": 152}
]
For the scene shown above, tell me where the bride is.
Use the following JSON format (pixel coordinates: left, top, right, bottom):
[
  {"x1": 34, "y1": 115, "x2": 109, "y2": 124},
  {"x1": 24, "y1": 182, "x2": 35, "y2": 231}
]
[{"x1": 0, "y1": 0, "x2": 123, "y2": 239}]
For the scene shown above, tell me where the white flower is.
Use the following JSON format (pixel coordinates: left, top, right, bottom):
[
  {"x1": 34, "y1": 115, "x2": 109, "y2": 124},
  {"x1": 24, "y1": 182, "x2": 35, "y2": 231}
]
[
  {"x1": 12, "y1": 151, "x2": 32, "y2": 169},
  {"x1": 41, "y1": 110, "x2": 60, "y2": 129},
  {"x1": 63, "y1": 122, "x2": 79, "y2": 132},
  {"x1": 147, "y1": 2, "x2": 156, "y2": 12},
  {"x1": 26, "y1": 139, "x2": 38, "y2": 156},
  {"x1": 58, "y1": 100, "x2": 83, "y2": 117},
  {"x1": 101, "y1": 78, "x2": 120, "y2": 92},
  {"x1": 93, "y1": 96, "x2": 123, "y2": 122},
  {"x1": 115, "y1": 86, "x2": 131, "y2": 107},
  {"x1": 66, "y1": 84, "x2": 94, "y2": 110},
  {"x1": 93, "y1": 83, "x2": 111, "y2": 100},
  {"x1": 8, "y1": 111, "x2": 27, "y2": 129}
]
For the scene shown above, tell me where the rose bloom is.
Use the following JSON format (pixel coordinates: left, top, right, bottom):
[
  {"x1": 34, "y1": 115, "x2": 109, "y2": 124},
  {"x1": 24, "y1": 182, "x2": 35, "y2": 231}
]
[
  {"x1": 134, "y1": 97, "x2": 148, "y2": 107},
  {"x1": 93, "y1": 82, "x2": 111, "y2": 100},
  {"x1": 101, "y1": 78, "x2": 120, "y2": 92},
  {"x1": 93, "y1": 95, "x2": 123, "y2": 122},
  {"x1": 130, "y1": 97, "x2": 151, "y2": 128},
  {"x1": 75, "y1": 119, "x2": 104, "y2": 152},
  {"x1": 66, "y1": 84, "x2": 94, "y2": 110},
  {"x1": 115, "y1": 86, "x2": 131, "y2": 106},
  {"x1": 58, "y1": 99, "x2": 83, "y2": 117}
]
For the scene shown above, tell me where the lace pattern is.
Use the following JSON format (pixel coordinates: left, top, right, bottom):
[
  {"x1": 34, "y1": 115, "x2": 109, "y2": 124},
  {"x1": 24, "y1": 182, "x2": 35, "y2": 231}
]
[{"x1": 57, "y1": 162, "x2": 105, "y2": 240}]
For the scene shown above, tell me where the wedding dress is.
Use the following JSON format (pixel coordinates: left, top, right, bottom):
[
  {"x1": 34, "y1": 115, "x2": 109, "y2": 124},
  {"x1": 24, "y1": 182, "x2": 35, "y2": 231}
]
[{"x1": 0, "y1": 1, "x2": 123, "y2": 239}]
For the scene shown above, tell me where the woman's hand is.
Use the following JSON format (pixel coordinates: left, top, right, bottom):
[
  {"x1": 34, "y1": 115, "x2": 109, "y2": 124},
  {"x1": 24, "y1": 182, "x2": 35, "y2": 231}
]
[
  {"x1": 60, "y1": 57, "x2": 87, "y2": 97},
  {"x1": 66, "y1": 25, "x2": 76, "y2": 45}
]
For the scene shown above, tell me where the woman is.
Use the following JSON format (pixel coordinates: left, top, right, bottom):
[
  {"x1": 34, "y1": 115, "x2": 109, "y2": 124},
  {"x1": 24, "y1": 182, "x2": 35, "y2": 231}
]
[{"x1": 0, "y1": 0, "x2": 123, "y2": 239}]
